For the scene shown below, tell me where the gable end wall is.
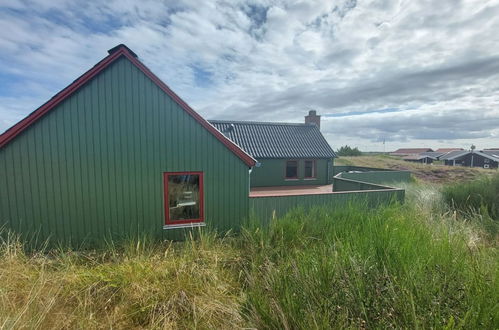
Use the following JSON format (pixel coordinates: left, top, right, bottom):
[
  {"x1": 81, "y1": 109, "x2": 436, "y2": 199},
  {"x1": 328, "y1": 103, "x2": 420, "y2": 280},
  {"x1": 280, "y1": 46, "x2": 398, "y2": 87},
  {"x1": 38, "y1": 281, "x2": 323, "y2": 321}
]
[{"x1": 0, "y1": 57, "x2": 249, "y2": 244}]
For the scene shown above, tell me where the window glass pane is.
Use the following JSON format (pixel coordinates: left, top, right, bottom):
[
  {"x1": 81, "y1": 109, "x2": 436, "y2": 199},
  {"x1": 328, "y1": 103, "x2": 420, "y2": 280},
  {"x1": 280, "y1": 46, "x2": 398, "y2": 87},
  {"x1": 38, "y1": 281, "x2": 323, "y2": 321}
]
[
  {"x1": 305, "y1": 161, "x2": 314, "y2": 177},
  {"x1": 286, "y1": 161, "x2": 297, "y2": 178},
  {"x1": 168, "y1": 174, "x2": 200, "y2": 221}
]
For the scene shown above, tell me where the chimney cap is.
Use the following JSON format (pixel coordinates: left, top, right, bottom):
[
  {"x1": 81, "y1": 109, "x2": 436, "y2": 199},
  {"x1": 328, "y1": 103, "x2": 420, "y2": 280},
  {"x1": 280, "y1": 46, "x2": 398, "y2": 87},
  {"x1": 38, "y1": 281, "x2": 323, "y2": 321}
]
[
  {"x1": 308, "y1": 110, "x2": 317, "y2": 116},
  {"x1": 107, "y1": 44, "x2": 138, "y2": 58}
]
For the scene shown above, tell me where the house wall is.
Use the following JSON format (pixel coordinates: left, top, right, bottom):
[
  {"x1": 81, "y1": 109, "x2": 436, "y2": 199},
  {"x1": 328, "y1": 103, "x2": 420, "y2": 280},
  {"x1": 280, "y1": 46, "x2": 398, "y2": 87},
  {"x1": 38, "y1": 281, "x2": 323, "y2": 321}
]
[
  {"x1": 446, "y1": 154, "x2": 498, "y2": 168},
  {"x1": 336, "y1": 170, "x2": 412, "y2": 185},
  {"x1": 250, "y1": 158, "x2": 333, "y2": 187},
  {"x1": 404, "y1": 158, "x2": 433, "y2": 164},
  {"x1": 332, "y1": 165, "x2": 392, "y2": 176},
  {"x1": 250, "y1": 189, "x2": 404, "y2": 223},
  {"x1": 0, "y1": 56, "x2": 250, "y2": 245}
]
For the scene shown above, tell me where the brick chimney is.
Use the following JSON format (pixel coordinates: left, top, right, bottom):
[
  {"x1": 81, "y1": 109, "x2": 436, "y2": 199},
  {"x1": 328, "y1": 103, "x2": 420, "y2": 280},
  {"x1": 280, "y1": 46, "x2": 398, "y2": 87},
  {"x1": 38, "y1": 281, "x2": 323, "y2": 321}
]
[{"x1": 305, "y1": 110, "x2": 321, "y2": 129}]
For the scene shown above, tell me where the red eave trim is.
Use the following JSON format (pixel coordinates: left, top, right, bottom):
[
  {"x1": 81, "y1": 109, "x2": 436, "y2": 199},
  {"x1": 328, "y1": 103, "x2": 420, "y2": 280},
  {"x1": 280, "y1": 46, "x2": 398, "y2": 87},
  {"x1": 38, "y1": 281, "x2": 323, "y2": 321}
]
[
  {"x1": 122, "y1": 51, "x2": 256, "y2": 167},
  {"x1": 0, "y1": 49, "x2": 123, "y2": 148},
  {"x1": 0, "y1": 46, "x2": 256, "y2": 167}
]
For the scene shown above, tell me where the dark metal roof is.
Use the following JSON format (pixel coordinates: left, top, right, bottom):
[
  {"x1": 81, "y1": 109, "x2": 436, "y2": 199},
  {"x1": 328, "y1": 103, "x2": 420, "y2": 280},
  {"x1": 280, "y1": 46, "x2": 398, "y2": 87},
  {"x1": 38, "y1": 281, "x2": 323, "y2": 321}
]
[
  {"x1": 482, "y1": 150, "x2": 499, "y2": 159},
  {"x1": 443, "y1": 150, "x2": 499, "y2": 162},
  {"x1": 208, "y1": 120, "x2": 337, "y2": 159},
  {"x1": 420, "y1": 151, "x2": 445, "y2": 159},
  {"x1": 439, "y1": 150, "x2": 468, "y2": 160}
]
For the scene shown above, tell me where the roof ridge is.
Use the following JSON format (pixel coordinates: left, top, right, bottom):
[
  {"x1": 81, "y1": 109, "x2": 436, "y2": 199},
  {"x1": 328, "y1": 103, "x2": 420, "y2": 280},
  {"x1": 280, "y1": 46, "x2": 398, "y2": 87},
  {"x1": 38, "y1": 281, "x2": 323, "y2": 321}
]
[
  {"x1": 208, "y1": 119, "x2": 310, "y2": 126},
  {"x1": 210, "y1": 120, "x2": 337, "y2": 159},
  {"x1": 0, "y1": 45, "x2": 256, "y2": 167}
]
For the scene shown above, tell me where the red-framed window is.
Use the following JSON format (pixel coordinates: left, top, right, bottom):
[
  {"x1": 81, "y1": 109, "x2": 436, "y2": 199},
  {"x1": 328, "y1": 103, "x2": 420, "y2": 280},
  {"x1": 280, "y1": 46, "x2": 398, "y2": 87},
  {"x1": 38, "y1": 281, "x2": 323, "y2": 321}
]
[
  {"x1": 164, "y1": 172, "x2": 204, "y2": 225},
  {"x1": 304, "y1": 160, "x2": 316, "y2": 178},
  {"x1": 285, "y1": 160, "x2": 298, "y2": 179}
]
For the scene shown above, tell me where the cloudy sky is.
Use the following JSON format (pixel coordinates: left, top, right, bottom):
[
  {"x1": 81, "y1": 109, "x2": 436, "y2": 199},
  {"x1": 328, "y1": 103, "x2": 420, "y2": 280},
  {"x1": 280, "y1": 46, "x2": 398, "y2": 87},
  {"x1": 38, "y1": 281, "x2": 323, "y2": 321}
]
[{"x1": 1, "y1": 0, "x2": 499, "y2": 151}]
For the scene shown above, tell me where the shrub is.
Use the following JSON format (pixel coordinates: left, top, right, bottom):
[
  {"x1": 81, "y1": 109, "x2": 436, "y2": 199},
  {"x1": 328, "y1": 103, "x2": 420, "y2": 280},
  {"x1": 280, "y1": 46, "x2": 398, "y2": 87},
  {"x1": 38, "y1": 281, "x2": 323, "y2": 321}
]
[{"x1": 337, "y1": 145, "x2": 362, "y2": 156}]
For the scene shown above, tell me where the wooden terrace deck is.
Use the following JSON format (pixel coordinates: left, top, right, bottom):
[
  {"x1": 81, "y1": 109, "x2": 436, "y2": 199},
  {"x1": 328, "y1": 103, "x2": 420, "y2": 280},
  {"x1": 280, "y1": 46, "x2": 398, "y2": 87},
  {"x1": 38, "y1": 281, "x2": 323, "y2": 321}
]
[{"x1": 249, "y1": 184, "x2": 334, "y2": 197}]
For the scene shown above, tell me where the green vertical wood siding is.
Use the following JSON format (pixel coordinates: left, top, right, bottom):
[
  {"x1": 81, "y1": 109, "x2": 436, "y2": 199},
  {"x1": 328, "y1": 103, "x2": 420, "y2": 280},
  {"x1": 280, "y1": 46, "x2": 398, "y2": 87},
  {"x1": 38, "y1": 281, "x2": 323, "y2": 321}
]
[
  {"x1": 0, "y1": 57, "x2": 250, "y2": 245},
  {"x1": 251, "y1": 158, "x2": 332, "y2": 187}
]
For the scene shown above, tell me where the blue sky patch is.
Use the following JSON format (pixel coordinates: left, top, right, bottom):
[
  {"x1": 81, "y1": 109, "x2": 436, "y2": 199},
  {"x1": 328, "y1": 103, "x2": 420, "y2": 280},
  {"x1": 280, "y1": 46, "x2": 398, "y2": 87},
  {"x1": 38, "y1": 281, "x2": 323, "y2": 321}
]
[{"x1": 191, "y1": 64, "x2": 213, "y2": 88}]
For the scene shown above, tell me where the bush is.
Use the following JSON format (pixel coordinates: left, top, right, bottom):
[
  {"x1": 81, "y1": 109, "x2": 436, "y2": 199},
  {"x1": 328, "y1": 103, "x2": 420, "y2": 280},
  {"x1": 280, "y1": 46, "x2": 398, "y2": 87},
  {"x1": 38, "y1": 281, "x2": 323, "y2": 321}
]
[{"x1": 337, "y1": 145, "x2": 362, "y2": 156}]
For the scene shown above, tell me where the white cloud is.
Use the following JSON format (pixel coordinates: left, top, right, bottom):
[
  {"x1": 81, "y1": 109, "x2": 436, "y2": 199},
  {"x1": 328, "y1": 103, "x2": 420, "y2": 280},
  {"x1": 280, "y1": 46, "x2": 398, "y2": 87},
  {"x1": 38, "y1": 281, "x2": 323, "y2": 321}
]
[{"x1": 1, "y1": 0, "x2": 499, "y2": 150}]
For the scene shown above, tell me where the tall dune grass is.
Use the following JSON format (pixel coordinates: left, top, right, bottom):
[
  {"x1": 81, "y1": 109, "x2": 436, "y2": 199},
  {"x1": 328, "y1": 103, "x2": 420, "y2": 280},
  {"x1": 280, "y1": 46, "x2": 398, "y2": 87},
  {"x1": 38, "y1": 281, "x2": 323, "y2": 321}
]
[
  {"x1": 443, "y1": 173, "x2": 499, "y2": 237},
  {"x1": 0, "y1": 232, "x2": 244, "y2": 329},
  {"x1": 1, "y1": 196, "x2": 498, "y2": 328},
  {"x1": 239, "y1": 204, "x2": 498, "y2": 329}
]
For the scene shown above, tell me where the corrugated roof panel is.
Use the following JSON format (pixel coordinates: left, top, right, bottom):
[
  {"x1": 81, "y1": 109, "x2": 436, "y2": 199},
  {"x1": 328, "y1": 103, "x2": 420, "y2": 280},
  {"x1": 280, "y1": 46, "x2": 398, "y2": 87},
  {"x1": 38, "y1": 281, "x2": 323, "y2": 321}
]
[{"x1": 208, "y1": 120, "x2": 337, "y2": 159}]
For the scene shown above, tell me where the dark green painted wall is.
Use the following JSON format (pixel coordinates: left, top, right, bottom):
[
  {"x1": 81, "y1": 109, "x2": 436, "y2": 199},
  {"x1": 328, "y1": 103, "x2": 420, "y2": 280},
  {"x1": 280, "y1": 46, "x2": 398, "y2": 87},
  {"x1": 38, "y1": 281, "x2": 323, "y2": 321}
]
[
  {"x1": 250, "y1": 158, "x2": 333, "y2": 187},
  {"x1": 250, "y1": 189, "x2": 404, "y2": 223},
  {"x1": 337, "y1": 171, "x2": 411, "y2": 185},
  {"x1": 0, "y1": 56, "x2": 250, "y2": 245},
  {"x1": 332, "y1": 177, "x2": 392, "y2": 192},
  {"x1": 332, "y1": 166, "x2": 412, "y2": 185}
]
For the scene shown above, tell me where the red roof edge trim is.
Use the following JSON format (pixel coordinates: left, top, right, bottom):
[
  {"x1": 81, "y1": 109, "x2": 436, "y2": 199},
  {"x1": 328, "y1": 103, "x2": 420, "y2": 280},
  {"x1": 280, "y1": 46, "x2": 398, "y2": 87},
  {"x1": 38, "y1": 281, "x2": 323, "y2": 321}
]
[
  {"x1": 0, "y1": 45, "x2": 256, "y2": 167},
  {"x1": 121, "y1": 51, "x2": 256, "y2": 167},
  {"x1": 0, "y1": 49, "x2": 124, "y2": 148}
]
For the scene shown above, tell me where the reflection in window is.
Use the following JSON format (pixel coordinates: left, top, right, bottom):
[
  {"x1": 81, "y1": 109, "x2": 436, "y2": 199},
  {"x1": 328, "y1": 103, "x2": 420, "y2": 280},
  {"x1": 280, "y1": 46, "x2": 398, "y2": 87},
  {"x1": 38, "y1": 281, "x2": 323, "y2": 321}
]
[
  {"x1": 304, "y1": 160, "x2": 315, "y2": 178},
  {"x1": 285, "y1": 161, "x2": 298, "y2": 179},
  {"x1": 165, "y1": 172, "x2": 203, "y2": 223}
]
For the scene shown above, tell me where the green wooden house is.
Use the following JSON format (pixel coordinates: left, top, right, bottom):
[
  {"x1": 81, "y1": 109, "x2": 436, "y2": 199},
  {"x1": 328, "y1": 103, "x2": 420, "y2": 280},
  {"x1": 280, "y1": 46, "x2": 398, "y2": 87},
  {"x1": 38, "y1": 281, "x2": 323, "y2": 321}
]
[
  {"x1": 209, "y1": 113, "x2": 337, "y2": 188},
  {"x1": 0, "y1": 44, "x2": 256, "y2": 244}
]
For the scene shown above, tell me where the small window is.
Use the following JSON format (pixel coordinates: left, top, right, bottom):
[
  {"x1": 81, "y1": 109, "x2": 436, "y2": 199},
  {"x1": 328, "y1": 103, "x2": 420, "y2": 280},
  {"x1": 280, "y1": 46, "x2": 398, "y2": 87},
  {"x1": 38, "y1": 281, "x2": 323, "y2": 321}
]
[
  {"x1": 164, "y1": 172, "x2": 204, "y2": 225},
  {"x1": 285, "y1": 161, "x2": 298, "y2": 179},
  {"x1": 304, "y1": 160, "x2": 316, "y2": 178}
]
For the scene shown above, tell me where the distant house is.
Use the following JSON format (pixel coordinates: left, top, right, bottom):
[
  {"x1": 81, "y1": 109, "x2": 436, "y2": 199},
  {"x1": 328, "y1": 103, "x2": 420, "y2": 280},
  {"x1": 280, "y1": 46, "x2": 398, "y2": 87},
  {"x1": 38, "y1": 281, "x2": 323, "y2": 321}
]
[
  {"x1": 390, "y1": 148, "x2": 433, "y2": 156},
  {"x1": 403, "y1": 154, "x2": 437, "y2": 164},
  {"x1": 209, "y1": 111, "x2": 337, "y2": 187},
  {"x1": 441, "y1": 150, "x2": 499, "y2": 169},
  {"x1": 420, "y1": 151, "x2": 447, "y2": 159},
  {"x1": 402, "y1": 151, "x2": 443, "y2": 164}
]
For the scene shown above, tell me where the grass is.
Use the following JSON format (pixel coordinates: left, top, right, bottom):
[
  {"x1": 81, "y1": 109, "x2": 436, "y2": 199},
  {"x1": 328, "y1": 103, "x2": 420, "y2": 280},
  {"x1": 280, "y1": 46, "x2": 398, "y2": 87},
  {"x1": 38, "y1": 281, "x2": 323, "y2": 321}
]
[
  {"x1": 335, "y1": 155, "x2": 495, "y2": 184},
  {"x1": 442, "y1": 173, "x2": 499, "y2": 237},
  {"x1": 240, "y1": 202, "x2": 497, "y2": 329},
  {"x1": 0, "y1": 233, "x2": 244, "y2": 329},
  {"x1": 1, "y1": 186, "x2": 498, "y2": 329}
]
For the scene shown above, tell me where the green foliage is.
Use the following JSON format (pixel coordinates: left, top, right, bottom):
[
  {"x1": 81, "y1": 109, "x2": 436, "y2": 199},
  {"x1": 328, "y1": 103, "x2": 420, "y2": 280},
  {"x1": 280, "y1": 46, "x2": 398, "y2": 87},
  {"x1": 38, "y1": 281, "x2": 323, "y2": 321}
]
[
  {"x1": 1, "y1": 198, "x2": 498, "y2": 329},
  {"x1": 442, "y1": 173, "x2": 499, "y2": 235},
  {"x1": 240, "y1": 205, "x2": 498, "y2": 329},
  {"x1": 337, "y1": 145, "x2": 362, "y2": 156},
  {"x1": 0, "y1": 231, "x2": 244, "y2": 329}
]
